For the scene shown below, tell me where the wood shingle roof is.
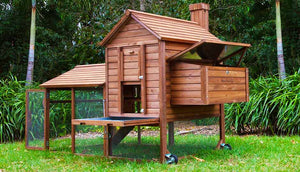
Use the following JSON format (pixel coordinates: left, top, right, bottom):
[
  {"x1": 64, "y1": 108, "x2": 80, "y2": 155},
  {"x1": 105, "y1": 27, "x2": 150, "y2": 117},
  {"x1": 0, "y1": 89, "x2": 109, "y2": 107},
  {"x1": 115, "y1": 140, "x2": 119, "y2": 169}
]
[
  {"x1": 99, "y1": 9, "x2": 222, "y2": 46},
  {"x1": 40, "y1": 64, "x2": 105, "y2": 88}
]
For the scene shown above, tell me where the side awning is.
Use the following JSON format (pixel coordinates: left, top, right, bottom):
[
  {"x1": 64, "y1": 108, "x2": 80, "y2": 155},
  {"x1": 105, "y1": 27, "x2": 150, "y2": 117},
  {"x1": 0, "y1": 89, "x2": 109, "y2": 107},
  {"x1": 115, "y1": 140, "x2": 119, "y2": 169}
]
[
  {"x1": 40, "y1": 64, "x2": 106, "y2": 88},
  {"x1": 167, "y1": 40, "x2": 251, "y2": 66}
]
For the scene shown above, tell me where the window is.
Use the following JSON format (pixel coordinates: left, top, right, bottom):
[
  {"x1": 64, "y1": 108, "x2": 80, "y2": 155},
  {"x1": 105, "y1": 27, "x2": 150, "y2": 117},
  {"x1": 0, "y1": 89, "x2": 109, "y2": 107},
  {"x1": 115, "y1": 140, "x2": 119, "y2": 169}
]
[{"x1": 122, "y1": 85, "x2": 141, "y2": 113}]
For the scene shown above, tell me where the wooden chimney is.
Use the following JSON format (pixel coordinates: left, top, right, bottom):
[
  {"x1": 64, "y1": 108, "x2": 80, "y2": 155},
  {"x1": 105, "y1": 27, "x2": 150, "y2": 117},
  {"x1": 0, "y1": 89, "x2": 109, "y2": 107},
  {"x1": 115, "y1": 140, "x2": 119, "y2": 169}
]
[{"x1": 189, "y1": 3, "x2": 210, "y2": 30}]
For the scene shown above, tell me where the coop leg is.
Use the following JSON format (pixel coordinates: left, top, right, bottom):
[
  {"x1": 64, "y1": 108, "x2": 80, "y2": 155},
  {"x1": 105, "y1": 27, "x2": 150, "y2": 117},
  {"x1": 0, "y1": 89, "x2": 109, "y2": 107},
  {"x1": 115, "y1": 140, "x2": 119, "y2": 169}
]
[
  {"x1": 104, "y1": 124, "x2": 113, "y2": 156},
  {"x1": 168, "y1": 122, "x2": 174, "y2": 146},
  {"x1": 137, "y1": 126, "x2": 141, "y2": 144},
  {"x1": 216, "y1": 104, "x2": 225, "y2": 149},
  {"x1": 160, "y1": 121, "x2": 168, "y2": 163}
]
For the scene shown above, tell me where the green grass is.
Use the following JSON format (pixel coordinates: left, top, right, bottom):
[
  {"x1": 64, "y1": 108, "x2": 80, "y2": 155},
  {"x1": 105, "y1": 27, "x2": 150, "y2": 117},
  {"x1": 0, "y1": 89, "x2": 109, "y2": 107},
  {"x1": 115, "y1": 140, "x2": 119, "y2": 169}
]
[{"x1": 0, "y1": 135, "x2": 299, "y2": 171}]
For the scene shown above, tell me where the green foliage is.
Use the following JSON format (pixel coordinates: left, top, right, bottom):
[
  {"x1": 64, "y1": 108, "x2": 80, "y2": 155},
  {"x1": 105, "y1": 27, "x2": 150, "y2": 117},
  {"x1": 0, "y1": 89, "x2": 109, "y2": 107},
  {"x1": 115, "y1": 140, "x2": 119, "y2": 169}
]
[
  {"x1": 225, "y1": 70, "x2": 300, "y2": 135},
  {"x1": 1, "y1": 0, "x2": 299, "y2": 82},
  {"x1": 0, "y1": 74, "x2": 38, "y2": 143}
]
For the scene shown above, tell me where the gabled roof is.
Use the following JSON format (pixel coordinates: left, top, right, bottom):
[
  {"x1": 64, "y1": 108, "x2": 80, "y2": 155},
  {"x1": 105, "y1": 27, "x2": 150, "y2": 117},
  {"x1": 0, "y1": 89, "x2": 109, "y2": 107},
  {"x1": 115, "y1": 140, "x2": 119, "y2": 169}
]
[
  {"x1": 40, "y1": 64, "x2": 105, "y2": 88},
  {"x1": 99, "y1": 9, "x2": 221, "y2": 46}
]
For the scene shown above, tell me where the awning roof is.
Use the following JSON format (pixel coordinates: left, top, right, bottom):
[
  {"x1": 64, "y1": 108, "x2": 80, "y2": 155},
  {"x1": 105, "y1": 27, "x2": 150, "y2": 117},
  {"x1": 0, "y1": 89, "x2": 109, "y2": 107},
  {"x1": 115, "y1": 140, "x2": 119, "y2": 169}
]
[
  {"x1": 40, "y1": 64, "x2": 105, "y2": 88},
  {"x1": 167, "y1": 40, "x2": 251, "y2": 65}
]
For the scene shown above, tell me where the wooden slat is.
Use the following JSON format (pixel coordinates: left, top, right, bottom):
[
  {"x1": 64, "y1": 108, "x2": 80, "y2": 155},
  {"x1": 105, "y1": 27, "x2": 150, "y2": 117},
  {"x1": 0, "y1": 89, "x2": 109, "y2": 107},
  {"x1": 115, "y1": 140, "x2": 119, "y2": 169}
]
[
  {"x1": 208, "y1": 70, "x2": 245, "y2": 77},
  {"x1": 124, "y1": 69, "x2": 139, "y2": 76},
  {"x1": 147, "y1": 88, "x2": 159, "y2": 95},
  {"x1": 118, "y1": 28, "x2": 151, "y2": 38},
  {"x1": 171, "y1": 62, "x2": 201, "y2": 70},
  {"x1": 146, "y1": 53, "x2": 159, "y2": 60},
  {"x1": 124, "y1": 62, "x2": 139, "y2": 69},
  {"x1": 124, "y1": 55, "x2": 138, "y2": 62},
  {"x1": 208, "y1": 77, "x2": 246, "y2": 84},
  {"x1": 208, "y1": 84, "x2": 245, "y2": 91},
  {"x1": 171, "y1": 77, "x2": 201, "y2": 84},
  {"x1": 171, "y1": 91, "x2": 201, "y2": 98},
  {"x1": 171, "y1": 84, "x2": 201, "y2": 91},
  {"x1": 110, "y1": 35, "x2": 157, "y2": 46},
  {"x1": 146, "y1": 94, "x2": 159, "y2": 102},
  {"x1": 146, "y1": 81, "x2": 159, "y2": 87},
  {"x1": 146, "y1": 67, "x2": 159, "y2": 74},
  {"x1": 146, "y1": 73, "x2": 159, "y2": 81},
  {"x1": 171, "y1": 98, "x2": 203, "y2": 105},
  {"x1": 171, "y1": 69, "x2": 201, "y2": 77}
]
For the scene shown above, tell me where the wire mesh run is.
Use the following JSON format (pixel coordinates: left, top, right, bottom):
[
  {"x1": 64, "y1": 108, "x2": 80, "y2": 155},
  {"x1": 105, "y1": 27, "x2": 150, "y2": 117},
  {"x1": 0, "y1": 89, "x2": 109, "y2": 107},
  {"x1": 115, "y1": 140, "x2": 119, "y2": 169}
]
[
  {"x1": 167, "y1": 117, "x2": 219, "y2": 158},
  {"x1": 112, "y1": 126, "x2": 160, "y2": 160},
  {"x1": 74, "y1": 87, "x2": 104, "y2": 155},
  {"x1": 26, "y1": 91, "x2": 45, "y2": 148}
]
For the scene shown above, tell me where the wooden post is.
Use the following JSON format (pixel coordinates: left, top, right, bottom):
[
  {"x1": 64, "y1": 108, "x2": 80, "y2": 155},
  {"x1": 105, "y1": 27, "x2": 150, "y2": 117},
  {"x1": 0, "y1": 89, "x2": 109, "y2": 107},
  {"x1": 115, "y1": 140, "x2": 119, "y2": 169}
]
[
  {"x1": 168, "y1": 122, "x2": 174, "y2": 146},
  {"x1": 71, "y1": 88, "x2": 75, "y2": 153},
  {"x1": 44, "y1": 89, "x2": 50, "y2": 150},
  {"x1": 159, "y1": 41, "x2": 167, "y2": 163},
  {"x1": 137, "y1": 126, "x2": 141, "y2": 144},
  {"x1": 104, "y1": 125, "x2": 113, "y2": 156},
  {"x1": 216, "y1": 104, "x2": 225, "y2": 149}
]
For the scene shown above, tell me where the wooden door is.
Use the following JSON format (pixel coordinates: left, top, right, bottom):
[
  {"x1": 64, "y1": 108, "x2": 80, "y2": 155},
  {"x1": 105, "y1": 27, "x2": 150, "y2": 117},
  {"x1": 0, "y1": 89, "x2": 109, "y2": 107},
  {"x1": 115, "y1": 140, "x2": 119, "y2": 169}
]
[{"x1": 121, "y1": 46, "x2": 141, "y2": 81}]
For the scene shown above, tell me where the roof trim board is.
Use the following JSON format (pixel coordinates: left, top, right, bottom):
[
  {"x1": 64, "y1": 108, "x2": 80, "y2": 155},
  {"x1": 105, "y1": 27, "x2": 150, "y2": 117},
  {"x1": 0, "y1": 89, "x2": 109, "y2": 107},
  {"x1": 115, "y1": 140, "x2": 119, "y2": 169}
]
[{"x1": 130, "y1": 13, "x2": 161, "y2": 40}]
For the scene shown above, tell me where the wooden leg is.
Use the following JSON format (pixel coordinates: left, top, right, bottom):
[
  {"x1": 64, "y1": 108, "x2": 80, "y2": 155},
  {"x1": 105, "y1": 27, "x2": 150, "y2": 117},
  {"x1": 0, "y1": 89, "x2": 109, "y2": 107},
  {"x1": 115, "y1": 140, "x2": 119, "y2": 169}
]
[
  {"x1": 71, "y1": 125, "x2": 75, "y2": 153},
  {"x1": 44, "y1": 89, "x2": 50, "y2": 150},
  {"x1": 71, "y1": 88, "x2": 76, "y2": 153},
  {"x1": 160, "y1": 121, "x2": 167, "y2": 163},
  {"x1": 168, "y1": 122, "x2": 174, "y2": 146},
  {"x1": 104, "y1": 125, "x2": 113, "y2": 156},
  {"x1": 137, "y1": 126, "x2": 141, "y2": 144},
  {"x1": 216, "y1": 104, "x2": 225, "y2": 149}
]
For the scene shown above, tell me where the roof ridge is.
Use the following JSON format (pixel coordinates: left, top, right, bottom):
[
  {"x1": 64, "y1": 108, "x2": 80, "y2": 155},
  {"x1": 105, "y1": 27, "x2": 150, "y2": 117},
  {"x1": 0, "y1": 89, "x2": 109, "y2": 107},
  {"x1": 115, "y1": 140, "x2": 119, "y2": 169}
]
[
  {"x1": 127, "y1": 9, "x2": 200, "y2": 26},
  {"x1": 75, "y1": 63, "x2": 105, "y2": 68}
]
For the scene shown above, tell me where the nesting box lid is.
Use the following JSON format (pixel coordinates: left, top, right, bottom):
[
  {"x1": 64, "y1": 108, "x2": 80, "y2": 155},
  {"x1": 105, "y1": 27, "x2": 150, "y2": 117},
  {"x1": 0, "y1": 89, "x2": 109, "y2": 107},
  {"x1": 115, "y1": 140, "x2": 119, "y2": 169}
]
[{"x1": 167, "y1": 40, "x2": 251, "y2": 65}]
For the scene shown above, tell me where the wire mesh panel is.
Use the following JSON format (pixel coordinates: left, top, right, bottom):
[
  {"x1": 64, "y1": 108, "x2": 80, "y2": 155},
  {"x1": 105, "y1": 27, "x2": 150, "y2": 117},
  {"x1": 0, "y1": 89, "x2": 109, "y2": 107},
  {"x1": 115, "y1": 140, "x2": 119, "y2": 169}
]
[
  {"x1": 112, "y1": 126, "x2": 160, "y2": 161},
  {"x1": 167, "y1": 118, "x2": 219, "y2": 159},
  {"x1": 74, "y1": 87, "x2": 104, "y2": 155},
  {"x1": 25, "y1": 90, "x2": 45, "y2": 149},
  {"x1": 75, "y1": 125, "x2": 104, "y2": 155},
  {"x1": 49, "y1": 90, "x2": 71, "y2": 152},
  {"x1": 75, "y1": 88, "x2": 103, "y2": 119}
]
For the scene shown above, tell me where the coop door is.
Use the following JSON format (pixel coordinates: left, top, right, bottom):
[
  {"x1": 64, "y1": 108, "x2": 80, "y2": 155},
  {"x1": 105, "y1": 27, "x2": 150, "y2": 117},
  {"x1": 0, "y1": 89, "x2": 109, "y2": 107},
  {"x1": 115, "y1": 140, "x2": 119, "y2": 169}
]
[
  {"x1": 119, "y1": 45, "x2": 146, "y2": 115},
  {"x1": 25, "y1": 89, "x2": 47, "y2": 150},
  {"x1": 121, "y1": 46, "x2": 141, "y2": 81}
]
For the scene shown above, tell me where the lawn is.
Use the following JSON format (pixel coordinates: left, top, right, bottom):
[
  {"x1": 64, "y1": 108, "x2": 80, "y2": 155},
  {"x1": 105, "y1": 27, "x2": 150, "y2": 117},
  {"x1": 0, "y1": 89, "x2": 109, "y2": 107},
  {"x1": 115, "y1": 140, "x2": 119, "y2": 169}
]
[{"x1": 0, "y1": 135, "x2": 299, "y2": 171}]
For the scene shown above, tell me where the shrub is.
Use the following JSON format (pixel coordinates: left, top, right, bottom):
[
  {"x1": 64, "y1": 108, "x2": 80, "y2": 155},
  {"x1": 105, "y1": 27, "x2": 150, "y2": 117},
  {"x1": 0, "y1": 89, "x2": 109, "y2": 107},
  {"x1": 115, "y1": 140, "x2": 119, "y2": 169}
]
[
  {"x1": 0, "y1": 74, "x2": 38, "y2": 142},
  {"x1": 225, "y1": 70, "x2": 300, "y2": 135}
]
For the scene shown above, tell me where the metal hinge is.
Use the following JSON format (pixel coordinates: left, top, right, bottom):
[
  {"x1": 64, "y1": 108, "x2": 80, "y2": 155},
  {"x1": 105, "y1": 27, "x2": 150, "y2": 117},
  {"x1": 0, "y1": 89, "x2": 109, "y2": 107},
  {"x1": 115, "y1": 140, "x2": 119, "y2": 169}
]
[{"x1": 139, "y1": 75, "x2": 143, "y2": 80}]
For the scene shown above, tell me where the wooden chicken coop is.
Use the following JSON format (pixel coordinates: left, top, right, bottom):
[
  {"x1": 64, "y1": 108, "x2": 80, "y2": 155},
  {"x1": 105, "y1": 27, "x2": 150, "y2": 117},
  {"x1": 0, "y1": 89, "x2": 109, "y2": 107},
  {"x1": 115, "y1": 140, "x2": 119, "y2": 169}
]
[{"x1": 25, "y1": 3, "x2": 250, "y2": 164}]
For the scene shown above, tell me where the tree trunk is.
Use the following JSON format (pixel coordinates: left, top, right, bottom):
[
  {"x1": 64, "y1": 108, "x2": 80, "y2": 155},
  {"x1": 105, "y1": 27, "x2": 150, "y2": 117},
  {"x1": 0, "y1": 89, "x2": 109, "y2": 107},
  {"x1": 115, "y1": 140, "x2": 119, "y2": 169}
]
[
  {"x1": 275, "y1": 0, "x2": 286, "y2": 80},
  {"x1": 139, "y1": 0, "x2": 145, "y2": 11},
  {"x1": 25, "y1": 0, "x2": 36, "y2": 85}
]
